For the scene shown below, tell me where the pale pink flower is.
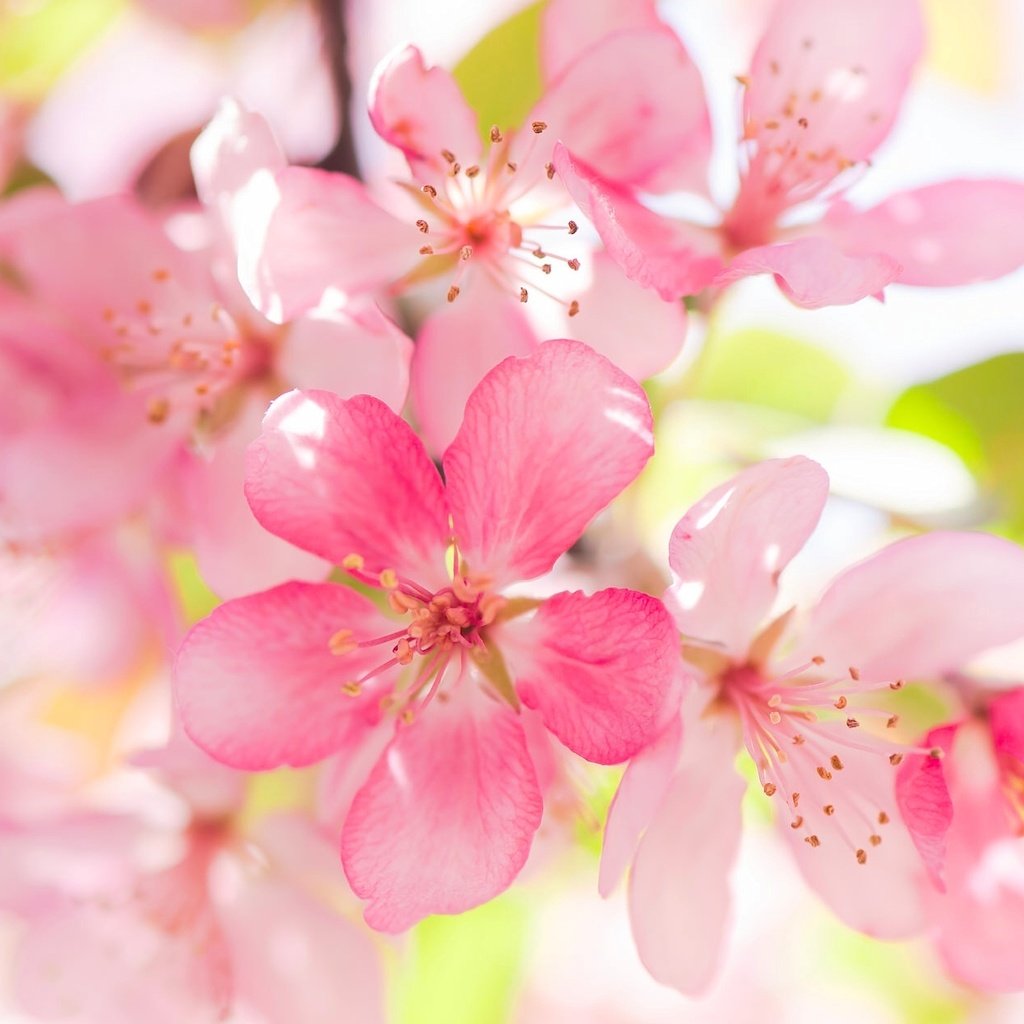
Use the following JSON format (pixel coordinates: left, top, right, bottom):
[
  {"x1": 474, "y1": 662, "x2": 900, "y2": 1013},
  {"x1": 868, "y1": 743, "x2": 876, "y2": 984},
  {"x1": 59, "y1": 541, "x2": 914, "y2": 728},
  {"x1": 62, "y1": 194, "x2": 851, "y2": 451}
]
[
  {"x1": 174, "y1": 340, "x2": 683, "y2": 931},
  {"x1": 897, "y1": 686, "x2": 1024, "y2": 992},
  {"x1": 553, "y1": 0, "x2": 1024, "y2": 308},
  {"x1": 222, "y1": 30, "x2": 696, "y2": 449},
  {"x1": 6, "y1": 726, "x2": 385, "y2": 1024},
  {"x1": 0, "y1": 121, "x2": 412, "y2": 595},
  {"x1": 601, "y1": 457, "x2": 1024, "y2": 994}
]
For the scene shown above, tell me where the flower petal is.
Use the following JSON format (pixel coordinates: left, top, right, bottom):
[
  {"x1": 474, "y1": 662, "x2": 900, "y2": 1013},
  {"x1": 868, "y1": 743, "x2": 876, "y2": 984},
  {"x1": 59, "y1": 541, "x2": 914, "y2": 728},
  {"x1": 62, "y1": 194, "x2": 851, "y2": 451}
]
[
  {"x1": 410, "y1": 282, "x2": 537, "y2": 455},
  {"x1": 246, "y1": 390, "x2": 450, "y2": 585},
  {"x1": 800, "y1": 532, "x2": 1024, "y2": 686},
  {"x1": 444, "y1": 340, "x2": 653, "y2": 584},
  {"x1": 369, "y1": 45, "x2": 481, "y2": 179},
  {"x1": 554, "y1": 143, "x2": 723, "y2": 299},
  {"x1": 715, "y1": 235, "x2": 902, "y2": 308},
  {"x1": 895, "y1": 724, "x2": 958, "y2": 890},
  {"x1": 990, "y1": 688, "x2": 1024, "y2": 768},
  {"x1": 628, "y1": 713, "x2": 746, "y2": 995},
  {"x1": 745, "y1": 0, "x2": 924, "y2": 181},
  {"x1": 500, "y1": 588, "x2": 683, "y2": 764},
  {"x1": 174, "y1": 582, "x2": 392, "y2": 770},
  {"x1": 342, "y1": 687, "x2": 543, "y2": 931},
  {"x1": 824, "y1": 181, "x2": 1024, "y2": 287},
  {"x1": 533, "y1": 29, "x2": 711, "y2": 194},
  {"x1": 599, "y1": 715, "x2": 682, "y2": 896},
  {"x1": 666, "y1": 457, "x2": 829, "y2": 659},
  {"x1": 253, "y1": 166, "x2": 419, "y2": 321}
]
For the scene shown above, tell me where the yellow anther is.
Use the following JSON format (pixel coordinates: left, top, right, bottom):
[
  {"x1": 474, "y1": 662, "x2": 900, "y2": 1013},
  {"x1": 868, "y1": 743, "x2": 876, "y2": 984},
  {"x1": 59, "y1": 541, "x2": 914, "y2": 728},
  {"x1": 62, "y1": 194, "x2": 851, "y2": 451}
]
[
  {"x1": 342, "y1": 554, "x2": 364, "y2": 571},
  {"x1": 341, "y1": 681, "x2": 362, "y2": 697},
  {"x1": 329, "y1": 629, "x2": 357, "y2": 656},
  {"x1": 379, "y1": 568, "x2": 399, "y2": 589}
]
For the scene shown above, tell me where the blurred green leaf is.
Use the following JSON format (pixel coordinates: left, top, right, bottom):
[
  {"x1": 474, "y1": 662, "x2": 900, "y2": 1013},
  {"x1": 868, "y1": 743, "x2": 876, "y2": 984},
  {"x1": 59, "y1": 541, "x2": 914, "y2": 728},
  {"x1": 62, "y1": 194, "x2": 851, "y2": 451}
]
[
  {"x1": 0, "y1": 0, "x2": 124, "y2": 100},
  {"x1": 395, "y1": 894, "x2": 528, "y2": 1024},
  {"x1": 452, "y1": 2, "x2": 544, "y2": 136},
  {"x1": 688, "y1": 328, "x2": 850, "y2": 423},
  {"x1": 886, "y1": 353, "x2": 1024, "y2": 536},
  {"x1": 166, "y1": 549, "x2": 219, "y2": 624}
]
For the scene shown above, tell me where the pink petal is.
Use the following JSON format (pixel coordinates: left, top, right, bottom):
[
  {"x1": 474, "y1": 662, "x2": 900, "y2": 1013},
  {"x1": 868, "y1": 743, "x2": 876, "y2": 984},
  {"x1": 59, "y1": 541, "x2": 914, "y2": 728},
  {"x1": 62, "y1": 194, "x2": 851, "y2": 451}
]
[
  {"x1": 801, "y1": 532, "x2": 1024, "y2": 686},
  {"x1": 253, "y1": 166, "x2": 419, "y2": 321},
  {"x1": 599, "y1": 716, "x2": 682, "y2": 896},
  {"x1": 410, "y1": 282, "x2": 538, "y2": 455},
  {"x1": 444, "y1": 339, "x2": 653, "y2": 585},
  {"x1": 500, "y1": 588, "x2": 683, "y2": 764},
  {"x1": 280, "y1": 299, "x2": 413, "y2": 413},
  {"x1": 368, "y1": 45, "x2": 481, "y2": 180},
  {"x1": 183, "y1": 397, "x2": 329, "y2": 599},
  {"x1": 222, "y1": 876, "x2": 385, "y2": 1024},
  {"x1": 560, "y1": 250, "x2": 687, "y2": 381},
  {"x1": 715, "y1": 235, "x2": 902, "y2": 308},
  {"x1": 174, "y1": 581, "x2": 393, "y2": 770},
  {"x1": 342, "y1": 687, "x2": 543, "y2": 931},
  {"x1": 541, "y1": 0, "x2": 661, "y2": 81},
  {"x1": 533, "y1": 29, "x2": 711, "y2": 194},
  {"x1": 824, "y1": 180, "x2": 1024, "y2": 286},
  {"x1": 665, "y1": 457, "x2": 829, "y2": 659},
  {"x1": 746, "y1": 0, "x2": 924, "y2": 177},
  {"x1": 781, "y1": 739, "x2": 927, "y2": 938},
  {"x1": 246, "y1": 390, "x2": 450, "y2": 585},
  {"x1": 895, "y1": 724, "x2": 958, "y2": 890},
  {"x1": 990, "y1": 688, "x2": 1024, "y2": 769},
  {"x1": 554, "y1": 143, "x2": 724, "y2": 299},
  {"x1": 628, "y1": 713, "x2": 746, "y2": 995}
]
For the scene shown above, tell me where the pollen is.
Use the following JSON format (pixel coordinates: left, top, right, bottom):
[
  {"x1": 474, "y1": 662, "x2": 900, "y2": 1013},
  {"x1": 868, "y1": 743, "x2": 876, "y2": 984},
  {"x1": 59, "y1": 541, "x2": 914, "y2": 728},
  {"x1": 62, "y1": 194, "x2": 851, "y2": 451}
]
[{"x1": 342, "y1": 553, "x2": 365, "y2": 571}]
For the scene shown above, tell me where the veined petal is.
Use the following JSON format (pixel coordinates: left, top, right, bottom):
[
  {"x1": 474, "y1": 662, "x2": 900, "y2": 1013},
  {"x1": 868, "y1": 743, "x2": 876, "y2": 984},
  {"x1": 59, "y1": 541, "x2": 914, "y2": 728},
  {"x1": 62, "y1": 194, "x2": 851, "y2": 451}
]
[
  {"x1": 666, "y1": 457, "x2": 828, "y2": 659},
  {"x1": 369, "y1": 45, "x2": 482, "y2": 180},
  {"x1": 715, "y1": 235, "x2": 901, "y2": 308},
  {"x1": 174, "y1": 582, "x2": 393, "y2": 770},
  {"x1": 246, "y1": 390, "x2": 450, "y2": 585},
  {"x1": 500, "y1": 588, "x2": 683, "y2": 764},
  {"x1": 800, "y1": 532, "x2": 1024, "y2": 686},
  {"x1": 824, "y1": 181, "x2": 1024, "y2": 287},
  {"x1": 628, "y1": 713, "x2": 746, "y2": 995},
  {"x1": 990, "y1": 688, "x2": 1024, "y2": 768},
  {"x1": 342, "y1": 686, "x2": 543, "y2": 931},
  {"x1": 554, "y1": 144, "x2": 724, "y2": 299},
  {"x1": 410, "y1": 282, "x2": 537, "y2": 456},
  {"x1": 444, "y1": 340, "x2": 653, "y2": 585}
]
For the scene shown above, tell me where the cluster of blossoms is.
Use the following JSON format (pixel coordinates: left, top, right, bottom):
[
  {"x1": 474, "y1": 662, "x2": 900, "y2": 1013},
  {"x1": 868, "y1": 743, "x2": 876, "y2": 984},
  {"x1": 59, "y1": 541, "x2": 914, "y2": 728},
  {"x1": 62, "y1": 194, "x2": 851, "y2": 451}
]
[{"x1": 2, "y1": 0, "x2": 1024, "y2": 1019}]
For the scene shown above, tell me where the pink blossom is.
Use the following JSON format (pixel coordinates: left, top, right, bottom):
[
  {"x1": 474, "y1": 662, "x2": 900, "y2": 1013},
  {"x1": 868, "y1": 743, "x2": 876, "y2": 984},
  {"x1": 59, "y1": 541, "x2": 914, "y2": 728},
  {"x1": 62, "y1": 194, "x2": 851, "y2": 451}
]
[
  {"x1": 897, "y1": 686, "x2": 1024, "y2": 991},
  {"x1": 0, "y1": 120, "x2": 412, "y2": 595},
  {"x1": 601, "y1": 457, "x2": 1024, "y2": 994},
  {"x1": 552, "y1": 0, "x2": 1024, "y2": 308},
  {"x1": 174, "y1": 340, "x2": 683, "y2": 931},
  {"x1": 220, "y1": 32, "x2": 695, "y2": 450}
]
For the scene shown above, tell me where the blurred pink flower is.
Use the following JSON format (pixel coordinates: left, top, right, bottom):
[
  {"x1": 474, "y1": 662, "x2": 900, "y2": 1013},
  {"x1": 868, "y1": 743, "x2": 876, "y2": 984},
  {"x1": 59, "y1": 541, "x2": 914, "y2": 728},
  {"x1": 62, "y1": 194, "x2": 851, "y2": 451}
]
[
  {"x1": 601, "y1": 457, "x2": 1024, "y2": 994},
  {"x1": 898, "y1": 686, "x2": 1024, "y2": 992},
  {"x1": 1, "y1": 126, "x2": 412, "y2": 595},
  {"x1": 174, "y1": 340, "x2": 683, "y2": 931},
  {"x1": 553, "y1": 0, "x2": 1024, "y2": 308}
]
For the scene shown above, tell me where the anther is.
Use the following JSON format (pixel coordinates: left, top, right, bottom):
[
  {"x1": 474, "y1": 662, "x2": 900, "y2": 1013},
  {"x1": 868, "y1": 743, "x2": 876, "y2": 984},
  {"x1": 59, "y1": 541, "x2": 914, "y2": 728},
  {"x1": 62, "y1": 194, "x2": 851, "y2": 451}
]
[
  {"x1": 447, "y1": 285, "x2": 461, "y2": 303},
  {"x1": 379, "y1": 568, "x2": 399, "y2": 589},
  {"x1": 441, "y1": 149, "x2": 456, "y2": 164},
  {"x1": 790, "y1": 816, "x2": 804, "y2": 829},
  {"x1": 401, "y1": 708, "x2": 415, "y2": 725},
  {"x1": 489, "y1": 126, "x2": 503, "y2": 143},
  {"x1": 816, "y1": 766, "x2": 832, "y2": 781},
  {"x1": 422, "y1": 184, "x2": 437, "y2": 197},
  {"x1": 568, "y1": 300, "x2": 580, "y2": 317},
  {"x1": 465, "y1": 165, "x2": 480, "y2": 178},
  {"x1": 792, "y1": 792, "x2": 800, "y2": 806},
  {"x1": 519, "y1": 288, "x2": 528, "y2": 303},
  {"x1": 567, "y1": 258, "x2": 580, "y2": 271},
  {"x1": 889, "y1": 754, "x2": 904, "y2": 766},
  {"x1": 567, "y1": 220, "x2": 578, "y2": 235},
  {"x1": 869, "y1": 834, "x2": 882, "y2": 847},
  {"x1": 506, "y1": 161, "x2": 517, "y2": 173},
  {"x1": 834, "y1": 696, "x2": 848, "y2": 709},
  {"x1": 811, "y1": 656, "x2": 825, "y2": 665},
  {"x1": 830, "y1": 755, "x2": 844, "y2": 771},
  {"x1": 889, "y1": 680, "x2": 904, "y2": 690},
  {"x1": 769, "y1": 711, "x2": 782, "y2": 725},
  {"x1": 137, "y1": 300, "x2": 152, "y2": 315},
  {"x1": 763, "y1": 782, "x2": 777, "y2": 796},
  {"x1": 886, "y1": 715, "x2": 899, "y2": 729},
  {"x1": 460, "y1": 246, "x2": 473, "y2": 261},
  {"x1": 416, "y1": 220, "x2": 429, "y2": 233},
  {"x1": 823, "y1": 804, "x2": 835, "y2": 816},
  {"x1": 798, "y1": 117, "x2": 809, "y2": 128},
  {"x1": 147, "y1": 398, "x2": 170, "y2": 424},
  {"x1": 420, "y1": 245, "x2": 434, "y2": 255},
  {"x1": 849, "y1": 667, "x2": 860, "y2": 681},
  {"x1": 792, "y1": 734, "x2": 805, "y2": 745},
  {"x1": 846, "y1": 718, "x2": 860, "y2": 729},
  {"x1": 329, "y1": 629, "x2": 357, "y2": 656},
  {"x1": 449, "y1": 163, "x2": 461, "y2": 176},
  {"x1": 878, "y1": 812, "x2": 890, "y2": 825},
  {"x1": 735, "y1": 74, "x2": 751, "y2": 87},
  {"x1": 767, "y1": 694, "x2": 782, "y2": 708},
  {"x1": 341, "y1": 682, "x2": 362, "y2": 697},
  {"x1": 342, "y1": 554, "x2": 364, "y2": 571},
  {"x1": 541, "y1": 264, "x2": 552, "y2": 274},
  {"x1": 545, "y1": 162, "x2": 555, "y2": 180},
  {"x1": 152, "y1": 268, "x2": 170, "y2": 282},
  {"x1": 531, "y1": 121, "x2": 548, "y2": 134},
  {"x1": 856, "y1": 849, "x2": 867, "y2": 865},
  {"x1": 805, "y1": 835, "x2": 821, "y2": 847}
]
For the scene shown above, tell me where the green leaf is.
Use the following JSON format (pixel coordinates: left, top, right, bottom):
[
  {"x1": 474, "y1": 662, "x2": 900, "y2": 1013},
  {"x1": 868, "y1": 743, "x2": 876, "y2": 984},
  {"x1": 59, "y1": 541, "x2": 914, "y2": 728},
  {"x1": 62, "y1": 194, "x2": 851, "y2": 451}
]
[
  {"x1": 886, "y1": 353, "x2": 1024, "y2": 537},
  {"x1": 452, "y1": 2, "x2": 545, "y2": 136},
  {"x1": 688, "y1": 328, "x2": 851, "y2": 423},
  {"x1": 0, "y1": 0, "x2": 124, "y2": 100},
  {"x1": 394, "y1": 893, "x2": 528, "y2": 1024}
]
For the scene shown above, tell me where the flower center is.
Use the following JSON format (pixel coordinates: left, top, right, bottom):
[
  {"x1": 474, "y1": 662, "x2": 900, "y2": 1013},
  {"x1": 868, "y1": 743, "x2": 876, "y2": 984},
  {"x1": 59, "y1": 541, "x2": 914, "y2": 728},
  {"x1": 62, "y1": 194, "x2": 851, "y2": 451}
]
[
  {"x1": 328, "y1": 554, "x2": 508, "y2": 724},
  {"x1": 407, "y1": 123, "x2": 583, "y2": 315}
]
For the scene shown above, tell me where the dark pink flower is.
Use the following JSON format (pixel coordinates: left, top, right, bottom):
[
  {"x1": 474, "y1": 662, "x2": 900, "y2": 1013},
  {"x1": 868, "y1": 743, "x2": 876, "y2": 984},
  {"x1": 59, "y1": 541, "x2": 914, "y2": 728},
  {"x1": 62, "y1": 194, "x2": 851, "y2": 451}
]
[
  {"x1": 174, "y1": 341, "x2": 683, "y2": 930},
  {"x1": 601, "y1": 456, "x2": 1024, "y2": 993},
  {"x1": 553, "y1": 0, "x2": 1024, "y2": 308}
]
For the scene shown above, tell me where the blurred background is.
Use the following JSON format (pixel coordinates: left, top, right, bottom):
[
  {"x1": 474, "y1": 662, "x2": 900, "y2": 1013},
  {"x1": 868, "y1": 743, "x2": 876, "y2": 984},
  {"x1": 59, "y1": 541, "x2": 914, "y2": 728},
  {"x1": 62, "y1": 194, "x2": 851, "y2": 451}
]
[{"x1": 2, "y1": 0, "x2": 1024, "y2": 1021}]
